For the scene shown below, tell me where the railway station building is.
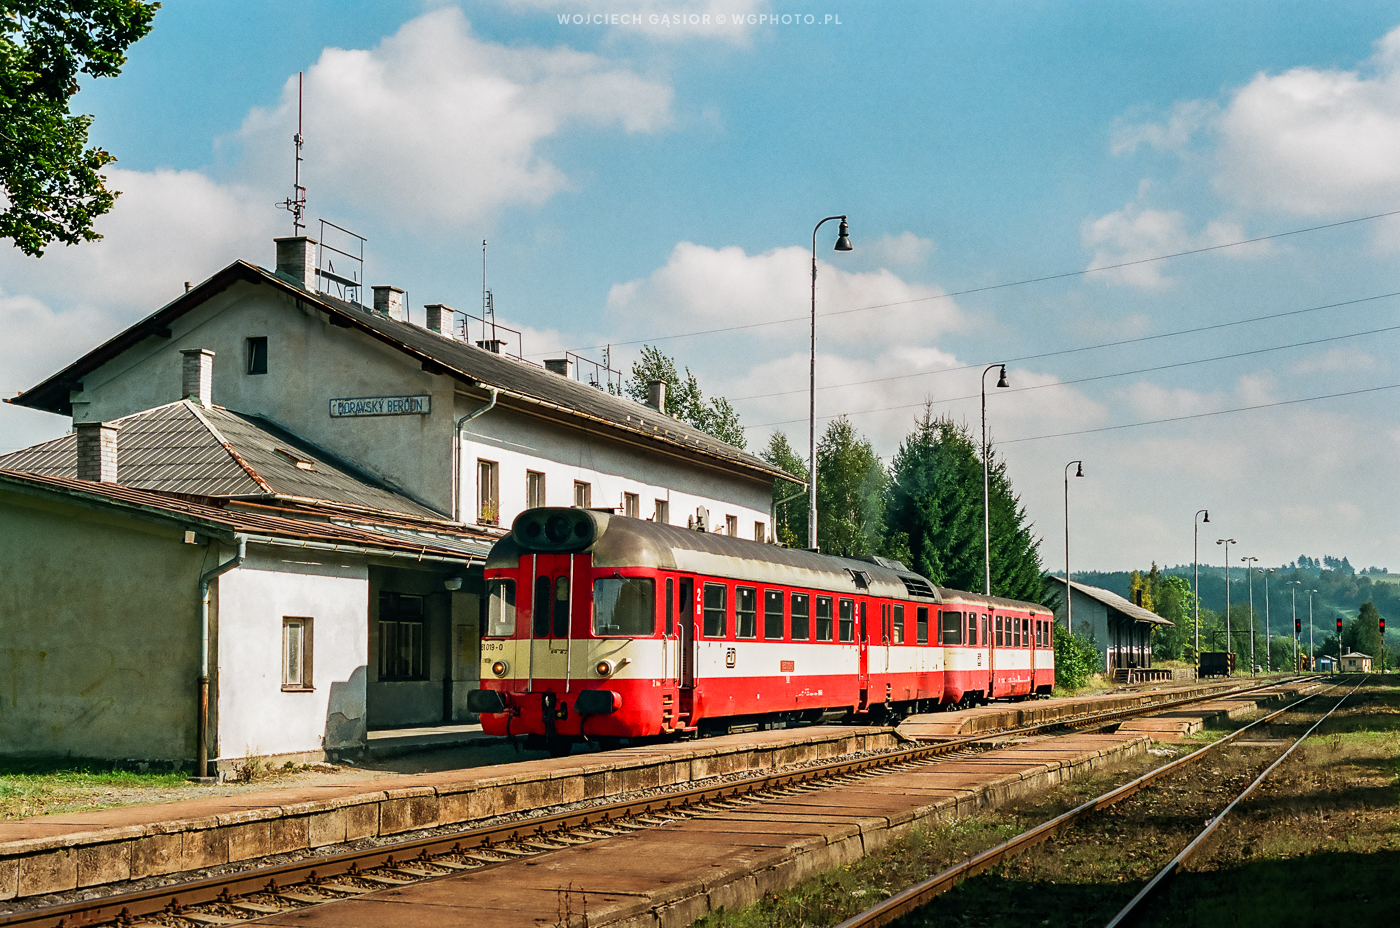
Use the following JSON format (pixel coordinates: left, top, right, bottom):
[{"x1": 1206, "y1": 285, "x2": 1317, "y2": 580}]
[
  {"x1": 1046, "y1": 577, "x2": 1174, "y2": 681},
  {"x1": 0, "y1": 236, "x2": 791, "y2": 773}
]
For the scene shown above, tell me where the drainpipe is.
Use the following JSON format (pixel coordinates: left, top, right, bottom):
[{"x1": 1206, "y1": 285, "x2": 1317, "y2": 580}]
[
  {"x1": 451, "y1": 388, "x2": 500, "y2": 522},
  {"x1": 197, "y1": 535, "x2": 247, "y2": 779}
]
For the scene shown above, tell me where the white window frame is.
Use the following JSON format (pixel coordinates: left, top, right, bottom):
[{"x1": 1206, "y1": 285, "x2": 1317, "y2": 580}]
[{"x1": 282, "y1": 616, "x2": 313, "y2": 691}]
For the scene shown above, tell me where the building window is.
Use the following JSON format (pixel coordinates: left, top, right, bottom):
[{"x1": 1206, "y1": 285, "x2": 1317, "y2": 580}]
[
  {"x1": 526, "y1": 471, "x2": 546, "y2": 509},
  {"x1": 477, "y1": 460, "x2": 499, "y2": 524},
  {"x1": 624, "y1": 492, "x2": 640, "y2": 518},
  {"x1": 654, "y1": 499, "x2": 669, "y2": 523},
  {"x1": 574, "y1": 481, "x2": 591, "y2": 508},
  {"x1": 378, "y1": 593, "x2": 427, "y2": 680},
  {"x1": 282, "y1": 617, "x2": 313, "y2": 691},
  {"x1": 726, "y1": 514, "x2": 738, "y2": 536},
  {"x1": 246, "y1": 337, "x2": 268, "y2": 375},
  {"x1": 754, "y1": 521, "x2": 765, "y2": 542}
]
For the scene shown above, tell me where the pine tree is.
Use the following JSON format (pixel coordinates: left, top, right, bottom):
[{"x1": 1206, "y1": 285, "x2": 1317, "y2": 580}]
[{"x1": 761, "y1": 430, "x2": 808, "y2": 548}]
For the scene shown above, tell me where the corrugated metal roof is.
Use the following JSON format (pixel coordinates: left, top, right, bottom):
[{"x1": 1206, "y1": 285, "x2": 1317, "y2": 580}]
[
  {"x1": 0, "y1": 400, "x2": 440, "y2": 518},
  {"x1": 1048, "y1": 576, "x2": 1173, "y2": 626},
  {"x1": 7, "y1": 260, "x2": 794, "y2": 483},
  {"x1": 0, "y1": 469, "x2": 492, "y2": 561}
]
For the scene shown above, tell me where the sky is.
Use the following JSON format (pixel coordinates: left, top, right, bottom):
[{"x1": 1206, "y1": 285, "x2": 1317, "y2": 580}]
[{"x1": 4, "y1": 0, "x2": 1400, "y2": 574}]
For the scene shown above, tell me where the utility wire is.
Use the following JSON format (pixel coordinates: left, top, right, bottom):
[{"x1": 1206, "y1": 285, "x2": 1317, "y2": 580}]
[
  {"x1": 734, "y1": 290, "x2": 1400, "y2": 401},
  {"x1": 562, "y1": 208, "x2": 1400, "y2": 354},
  {"x1": 749, "y1": 318, "x2": 1400, "y2": 428}
]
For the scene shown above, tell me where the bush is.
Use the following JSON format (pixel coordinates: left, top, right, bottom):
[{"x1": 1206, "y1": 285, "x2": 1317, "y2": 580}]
[{"x1": 1054, "y1": 622, "x2": 1101, "y2": 690}]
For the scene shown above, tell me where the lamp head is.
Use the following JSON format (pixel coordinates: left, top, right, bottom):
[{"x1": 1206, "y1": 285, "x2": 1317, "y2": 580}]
[
  {"x1": 1074, "y1": 462, "x2": 1084, "y2": 478},
  {"x1": 1203, "y1": 510, "x2": 1210, "y2": 523},
  {"x1": 996, "y1": 365, "x2": 1009, "y2": 389},
  {"x1": 833, "y1": 218, "x2": 852, "y2": 252}
]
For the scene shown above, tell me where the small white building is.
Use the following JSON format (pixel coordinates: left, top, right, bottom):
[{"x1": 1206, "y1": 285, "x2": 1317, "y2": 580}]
[{"x1": 1340, "y1": 651, "x2": 1372, "y2": 672}]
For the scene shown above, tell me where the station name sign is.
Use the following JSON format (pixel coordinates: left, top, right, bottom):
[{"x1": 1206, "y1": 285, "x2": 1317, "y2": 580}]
[{"x1": 329, "y1": 395, "x2": 431, "y2": 418}]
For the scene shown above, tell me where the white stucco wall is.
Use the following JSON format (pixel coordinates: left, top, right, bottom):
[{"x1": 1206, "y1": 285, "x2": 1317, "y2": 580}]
[{"x1": 214, "y1": 549, "x2": 368, "y2": 763}]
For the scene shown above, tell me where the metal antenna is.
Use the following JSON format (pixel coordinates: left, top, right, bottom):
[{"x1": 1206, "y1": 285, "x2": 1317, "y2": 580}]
[{"x1": 277, "y1": 72, "x2": 307, "y2": 233}]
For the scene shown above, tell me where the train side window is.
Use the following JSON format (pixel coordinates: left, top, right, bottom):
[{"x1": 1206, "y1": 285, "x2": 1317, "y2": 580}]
[
  {"x1": 553, "y1": 576, "x2": 570, "y2": 638},
  {"x1": 666, "y1": 579, "x2": 674, "y2": 636},
  {"x1": 838, "y1": 599, "x2": 854, "y2": 642},
  {"x1": 703, "y1": 583, "x2": 728, "y2": 638},
  {"x1": 736, "y1": 586, "x2": 758, "y2": 639},
  {"x1": 940, "y1": 610, "x2": 963, "y2": 646},
  {"x1": 486, "y1": 579, "x2": 515, "y2": 637},
  {"x1": 764, "y1": 589, "x2": 784, "y2": 640},
  {"x1": 967, "y1": 612, "x2": 978, "y2": 646},
  {"x1": 995, "y1": 615, "x2": 1004, "y2": 647},
  {"x1": 534, "y1": 576, "x2": 550, "y2": 638},
  {"x1": 816, "y1": 596, "x2": 833, "y2": 641},
  {"x1": 916, "y1": 606, "x2": 929, "y2": 644},
  {"x1": 791, "y1": 593, "x2": 810, "y2": 640},
  {"x1": 592, "y1": 577, "x2": 654, "y2": 636},
  {"x1": 983, "y1": 615, "x2": 989, "y2": 646},
  {"x1": 1014, "y1": 616, "x2": 1023, "y2": 648},
  {"x1": 1035, "y1": 619, "x2": 1042, "y2": 648},
  {"x1": 892, "y1": 605, "x2": 904, "y2": 644}
]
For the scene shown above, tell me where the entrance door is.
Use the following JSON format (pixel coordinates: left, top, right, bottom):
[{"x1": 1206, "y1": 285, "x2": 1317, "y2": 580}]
[
  {"x1": 858, "y1": 601, "x2": 870, "y2": 707},
  {"x1": 528, "y1": 556, "x2": 573, "y2": 691}
]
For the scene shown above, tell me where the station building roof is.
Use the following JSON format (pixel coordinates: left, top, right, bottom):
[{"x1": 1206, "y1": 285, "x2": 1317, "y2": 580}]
[{"x1": 1046, "y1": 575, "x2": 1174, "y2": 626}]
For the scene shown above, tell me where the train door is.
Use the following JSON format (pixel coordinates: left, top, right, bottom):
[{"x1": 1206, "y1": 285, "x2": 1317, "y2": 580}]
[
  {"x1": 528, "y1": 556, "x2": 574, "y2": 692},
  {"x1": 678, "y1": 576, "x2": 696, "y2": 723},
  {"x1": 987, "y1": 613, "x2": 996, "y2": 699},
  {"x1": 858, "y1": 601, "x2": 870, "y2": 708}
]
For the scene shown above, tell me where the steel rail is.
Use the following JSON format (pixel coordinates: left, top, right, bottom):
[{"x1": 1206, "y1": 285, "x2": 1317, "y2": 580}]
[
  {"x1": 830, "y1": 677, "x2": 1337, "y2": 928},
  {"x1": 0, "y1": 676, "x2": 1312, "y2": 928},
  {"x1": 1103, "y1": 675, "x2": 1368, "y2": 928}
]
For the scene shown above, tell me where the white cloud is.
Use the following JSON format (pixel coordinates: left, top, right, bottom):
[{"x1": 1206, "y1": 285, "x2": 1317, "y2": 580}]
[
  {"x1": 1082, "y1": 191, "x2": 1267, "y2": 289},
  {"x1": 234, "y1": 7, "x2": 672, "y2": 227},
  {"x1": 1112, "y1": 99, "x2": 1218, "y2": 156},
  {"x1": 863, "y1": 231, "x2": 936, "y2": 269}
]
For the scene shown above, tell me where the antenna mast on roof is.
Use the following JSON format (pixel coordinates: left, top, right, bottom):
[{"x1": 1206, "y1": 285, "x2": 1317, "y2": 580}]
[
  {"x1": 277, "y1": 72, "x2": 307, "y2": 234},
  {"x1": 482, "y1": 239, "x2": 497, "y2": 344}
]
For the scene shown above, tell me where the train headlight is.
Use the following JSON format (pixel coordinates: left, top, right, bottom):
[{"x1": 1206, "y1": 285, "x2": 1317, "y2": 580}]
[
  {"x1": 595, "y1": 659, "x2": 615, "y2": 677},
  {"x1": 491, "y1": 660, "x2": 509, "y2": 677}
]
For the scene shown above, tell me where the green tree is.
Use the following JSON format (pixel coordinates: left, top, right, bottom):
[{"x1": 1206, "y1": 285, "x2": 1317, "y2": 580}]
[
  {"x1": 1053, "y1": 622, "x2": 1101, "y2": 690},
  {"x1": 761, "y1": 430, "x2": 807, "y2": 548},
  {"x1": 814, "y1": 416, "x2": 885, "y2": 557},
  {"x1": 624, "y1": 345, "x2": 745, "y2": 448},
  {"x1": 1344, "y1": 601, "x2": 1384, "y2": 658},
  {"x1": 2, "y1": 0, "x2": 158, "y2": 255},
  {"x1": 884, "y1": 409, "x2": 1043, "y2": 602}
]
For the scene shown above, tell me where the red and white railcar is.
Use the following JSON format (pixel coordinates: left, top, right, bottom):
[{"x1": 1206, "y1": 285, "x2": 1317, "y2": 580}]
[
  {"x1": 468, "y1": 508, "x2": 1053, "y2": 752},
  {"x1": 935, "y1": 590, "x2": 1056, "y2": 707}
]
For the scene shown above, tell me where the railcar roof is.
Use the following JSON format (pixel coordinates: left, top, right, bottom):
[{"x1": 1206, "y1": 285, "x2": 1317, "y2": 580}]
[
  {"x1": 936, "y1": 587, "x2": 1054, "y2": 614},
  {"x1": 488, "y1": 513, "x2": 942, "y2": 603}
]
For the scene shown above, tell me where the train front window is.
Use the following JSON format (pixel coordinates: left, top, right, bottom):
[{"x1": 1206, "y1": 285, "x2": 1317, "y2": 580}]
[
  {"x1": 816, "y1": 596, "x2": 833, "y2": 641},
  {"x1": 736, "y1": 587, "x2": 758, "y2": 639},
  {"x1": 940, "y1": 610, "x2": 963, "y2": 645},
  {"x1": 533, "y1": 576, "x2": 550, "y2": 638},
  {"x1": 763, "y1": 590, "x2": 784, "y2": 639},
  {"x1": 703, "y1": 583, "x2": 728, "y2": 637},
  {"x1": 553, "y1": 576, "x2": 570, "y2": 637},
  {"x1": 486, "y1": 579, "x2": 515, "y2": 636},
  {"x1": 593, "y1": 577, "x2": 655, "y2": 636},
  {"x1": 838, "y1": 599, "x2": 855, "y2": 642},
  {"x1": 791, "y1": 593, "x2": 810, "y2": 640},
  {"x1": 892, "y1": 605, "x2": 904, "y2": 644}
]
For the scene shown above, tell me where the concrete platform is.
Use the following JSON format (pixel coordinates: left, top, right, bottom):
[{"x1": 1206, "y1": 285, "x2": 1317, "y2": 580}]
[
  {"x1": 243, "y1": 732, "x2": 1150, "y2": 928},
  {"x1": 0, "y1": 726, "x2": 893, "y2": 903}
]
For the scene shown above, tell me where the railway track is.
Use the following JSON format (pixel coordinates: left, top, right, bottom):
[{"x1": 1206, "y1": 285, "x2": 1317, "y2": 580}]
[
  {"x1": 0, "y1": 675, "x2": 1312, "y2": 928},
  {"x1": 830, "y1": 675, "x2": 1356, "y2": 928}
]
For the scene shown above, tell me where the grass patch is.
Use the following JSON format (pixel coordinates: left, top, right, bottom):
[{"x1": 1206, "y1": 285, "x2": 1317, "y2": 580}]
[{"x1": 0, "y1": 762, "x2": 192, "y2": 820}]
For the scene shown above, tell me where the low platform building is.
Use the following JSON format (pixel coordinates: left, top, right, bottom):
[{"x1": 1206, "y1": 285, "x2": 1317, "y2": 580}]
[{"x1": 1047, "y1": 576, "x2": 1174, "y2": 678}]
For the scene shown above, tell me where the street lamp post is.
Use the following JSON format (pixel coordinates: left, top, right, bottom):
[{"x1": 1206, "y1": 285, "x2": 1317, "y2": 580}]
[
  {"x1": 981, "y1": 364, "x2": 1009, "y2": 595},
  {"x1": 1064, "y1": 460, "x2": 1083, "y2": 635},
  {"x1": 1289, "y1": 579, "x2": 1300, "y2": 671},
  {"x1": 1217, "y1": 538, "x2": 1236, "y2": 670},
  {"x1": 1308, "y1": 588, "x2": 1317, "y2": 672},
  {"x1": 807, "y1": 215, "x2": 852, "y2": 551},
  {"x1": 1193, "y1": 510, "x2": 1209, "y2": 663},
  {"x1": 1264, "y1": 568, "x2": 1274, "y2": 672},
  {"x1": 1242, "y1": 556, "x2": 1258, "y2": 674}
]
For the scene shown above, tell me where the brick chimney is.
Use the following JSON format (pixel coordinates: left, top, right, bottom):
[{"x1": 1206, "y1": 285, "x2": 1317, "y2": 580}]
[
  {"x1": 75, "y1": 422, "x2": 119, "y2": 483},
  {"x1": 424, "y1": 303, "x2": 452, "y2": 335},
  {"x1": 181, "y1": 348, "x2": 215, "y2": 408},
  {"x1": 647, "y1": 380, "x2": 667, "y2": 415},
  {"x1": 274, "y1": 236, "x2": 318, "y2": 287},
  {"x1": 372, "y1": 286, "x2": 405, "y2": 321}
]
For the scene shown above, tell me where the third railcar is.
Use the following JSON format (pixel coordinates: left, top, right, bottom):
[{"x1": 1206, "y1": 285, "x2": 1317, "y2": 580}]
[{"x1": 467, "y1": 507, "x2": 1054, "y2": 752}]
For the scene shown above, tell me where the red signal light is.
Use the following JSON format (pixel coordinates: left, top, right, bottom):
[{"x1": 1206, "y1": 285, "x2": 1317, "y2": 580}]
[
  {"x1": 1337, "y1": 617, "x2": 1343, "y2": 634},
  {"x1": 1296, "y1": 618, "x2": 1301, "y2": 635},
  {"x1": 1381, "y1": 617, "x2": 1386, "y2": 634}
]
